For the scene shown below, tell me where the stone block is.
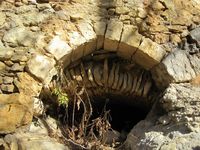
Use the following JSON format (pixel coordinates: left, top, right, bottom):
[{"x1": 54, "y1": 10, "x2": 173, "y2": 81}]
[
  {"x1": 161, "y1": 83, "x2": 200, "y2": 124},
  {"x1": 68, "y1": 31, "x2": 86, "y2": 62},
  {"x1": 46, "y1": 36, "x2": 72, "y2": 61},
  {"x1": 10, "y1": 63, "x2": 24, "y2": 72},
  {"x1": 15, "y1": 72, "x2": 42, "y2": 97},
  {"x1": 0, "y1": 104, "x2": 32, "y2": 134},
  {"x1": 103, "y1": 59, "x2": 109, "y2": 90},
  {"x1": 0, "y1": 49, "x2": 13, "y2": 61},
  {"x1": 76, "y1": 21, "x2": 97, "y2": 56},
  {"x1": 133, "y1": 37, "x2": 166, "y2": 69},
  {"x1": 120, "y1": 72, "x2": 128, "y2": 93},
  {"x1": 33, "y1": 98, "x2": 44, "y2": 117},
  {"x1": 118, "y1": 25, "x2": 142, "y2": 59},
  {"x1": 126, "y1": 72, "x2": 133, "y2": 93},
  {"x1": 87, "y1": 63, "x2": 98, "y2": 87},
  {"x1": 152, "y1": 50, "x2": 198, "y2": 88},
  {"x1": 22, "y1": 11, "x2": 51, "y2": 26},
  {"x1": 108, "y1": 63, "x2": 116, "y2": 88},
  {"x1": 116, "y1": 6, "x2": 129, "y2": 15},
  {"x1": 93, "y1": 65, "x2": 103, "y2": 86},
  {"x1": 104, "y1": 20, "x2": 123, "y2": 51},
  {"x1": 3, "y1": 77, "x2": 13, "y2": 84},
  {"x1": 11, "y1": 55, "x2": 28, "y2": 62},
  {"x1": 26, "y1": 54, "x2": 56, "y2": 83},
  {"x1": 16, "y1": 133, "x2": 70, "y2": 150},
  {"x1": 94, "y1": 21, "x2": 107, "y2": 50},
  {"x1": 3, "y1": 27, "x2": 39, "y2": 47},
  {"x1": 112, "y1": 63, "x2": 120, "y2": 90},
  {"x1": 190, "y1": 27, "x2": 200, "y2": 46},
  {"x1": 0, "y1": 62, "x2": 6, "y2": 71},
  {"x1": 1, "y1": 84, "x2": 15, "y2": 93},
  {"x1": 116, "y1": 73, "x2": 124, "y2": 90},
  {"x1": 0, "y1": 94, "x2": 33, "y2": 134}
]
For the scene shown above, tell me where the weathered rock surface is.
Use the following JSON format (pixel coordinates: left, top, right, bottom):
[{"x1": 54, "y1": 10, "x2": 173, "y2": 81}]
[
  {"x1": 125, "y1": 128, "x2": 200, "y2": 150},
  {"x1": 1, "y1": 133, "x2": 70, "y2": 150},
  {"x1": 0, "y1": 116, "x2": 69, "y2": 150},
  {"x1": 161, "y1": 83, "x2": 200, "y2": 125},
  {"x1": 152, "y1": 50, "x2": 200, "y2": 88},
  {"x1": 123, "y1": 83, "x2": 200, "y2": 150}
]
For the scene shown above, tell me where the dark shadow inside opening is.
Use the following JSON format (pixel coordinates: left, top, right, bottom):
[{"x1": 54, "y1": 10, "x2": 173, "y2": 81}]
[{"x1": 91, "y1": 95, "x2": 150, "y2": 134}]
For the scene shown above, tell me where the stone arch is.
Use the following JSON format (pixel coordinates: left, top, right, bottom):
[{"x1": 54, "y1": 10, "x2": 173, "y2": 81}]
[
  {"x1": 27, "y1": 19, "x2": 166, "y2": 86},
  {"x1": 23, "y1": 19, "x2": 169, "y2": 140}
]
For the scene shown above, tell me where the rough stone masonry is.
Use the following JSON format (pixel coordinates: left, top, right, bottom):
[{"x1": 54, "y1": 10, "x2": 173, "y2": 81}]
[{"x1": 0, "y1": 0, "x2": 200, "y2": 149}]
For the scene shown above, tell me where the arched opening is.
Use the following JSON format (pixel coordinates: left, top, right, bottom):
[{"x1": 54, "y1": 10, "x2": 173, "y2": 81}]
[{"x1": 40, "y1": 49, "x2": 159, "y2": 147}]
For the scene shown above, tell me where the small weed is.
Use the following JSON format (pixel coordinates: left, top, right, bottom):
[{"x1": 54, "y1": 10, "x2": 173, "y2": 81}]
[{"x1": 52, "y1": 88, "x2": 69, "y2": 108}]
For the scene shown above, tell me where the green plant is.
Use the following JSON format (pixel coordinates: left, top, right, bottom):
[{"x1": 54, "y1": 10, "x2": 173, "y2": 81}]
[{"x1": 52, "y1": 88, "x2": 69, "y2": 108}]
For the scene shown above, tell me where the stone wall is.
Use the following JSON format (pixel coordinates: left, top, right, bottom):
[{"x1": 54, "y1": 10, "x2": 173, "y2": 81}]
[{"x1": 0, "y1": 0, "x2": 200, "y2": 149}]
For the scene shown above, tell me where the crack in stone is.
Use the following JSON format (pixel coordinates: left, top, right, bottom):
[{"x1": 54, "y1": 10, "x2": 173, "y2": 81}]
[
  {"x1": 116, "y1": 23, "x2": 124, "y2": 52},
  {"x1": 130, "y1": 34, "x2": 143, "y2": 61}
]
